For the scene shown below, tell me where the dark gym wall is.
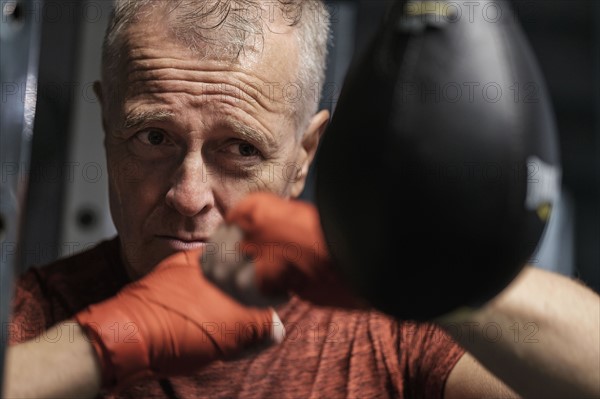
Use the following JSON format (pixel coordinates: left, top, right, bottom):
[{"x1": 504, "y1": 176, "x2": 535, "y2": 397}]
[{"x1": 508, "y1": 0, "x2": 599, "y2": 291}]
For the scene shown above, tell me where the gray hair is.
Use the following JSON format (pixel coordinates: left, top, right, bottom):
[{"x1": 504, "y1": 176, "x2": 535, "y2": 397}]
[{"x1": 101, "y1": 0, "x2": 331, "y2": 132}]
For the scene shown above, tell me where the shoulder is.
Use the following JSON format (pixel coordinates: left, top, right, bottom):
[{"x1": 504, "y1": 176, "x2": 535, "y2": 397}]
[
  {"x1": 34, "y1": 236, "x2": 128, "y2": 306},
  {"x1": 9, "y1": 236, "x2": 128, "y2": 343},
  {"x1": 32, "y1": 236, "x2": 123, "y2": 284}
]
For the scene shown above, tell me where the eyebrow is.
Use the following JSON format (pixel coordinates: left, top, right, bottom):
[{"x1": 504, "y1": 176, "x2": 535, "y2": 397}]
[
  {"x1": 224, "y1": 118, "x2": 277, "y2": 150},
  {"x1": 121, "y1": 111, "x2": 277, "y2": 149},
  {"x1": 123, "y1": 110, "x2": 175, "y2": 130}
]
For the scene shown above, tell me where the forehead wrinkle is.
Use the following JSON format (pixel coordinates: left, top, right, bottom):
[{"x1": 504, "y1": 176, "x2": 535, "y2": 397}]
[
  {"x1": 125, "y1": 60, "x2": 287, "y2": 115},
  {"x1": 123, "y1": 83, "x2": 289, "y2": 135}
]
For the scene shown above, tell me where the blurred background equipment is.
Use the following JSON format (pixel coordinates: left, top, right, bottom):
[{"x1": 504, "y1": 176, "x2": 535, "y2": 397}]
[
  {"x1": 10, "y1": 0, "x2": 600, "y2": 295},
  {"x1": 1, "y1": 0, "x2": 43, "y2": 392}
]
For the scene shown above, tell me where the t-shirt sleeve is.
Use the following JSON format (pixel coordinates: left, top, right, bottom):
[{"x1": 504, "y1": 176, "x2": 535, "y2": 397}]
[
  {"x1": 7, "y1": 269, "x2": 51, "y2": 345},
  {"x1": 398, "y1": 321, "x2": 466, "y2": 399}
]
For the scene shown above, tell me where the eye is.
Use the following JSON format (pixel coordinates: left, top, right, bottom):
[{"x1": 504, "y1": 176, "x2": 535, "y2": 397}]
[
  {"x1": 136, "y1": 129, "x2": 170, "y2": 146},
  {"x1": 238, "y1": 143, "x2": 259, "y2": 157},
  {"x1": 223, "y1": 142, "x2": 262, "y2": 158}
]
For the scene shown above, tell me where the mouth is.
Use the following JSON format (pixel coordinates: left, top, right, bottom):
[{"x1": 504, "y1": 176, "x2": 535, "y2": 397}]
[{"x1": 155, "y1": 235, "x2": 208, "y2": 251}]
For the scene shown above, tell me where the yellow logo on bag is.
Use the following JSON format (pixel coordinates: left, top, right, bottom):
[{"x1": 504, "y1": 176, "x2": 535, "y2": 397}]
[
  {"x1": 536, "y1": 203, "x2": 552, "y2": 222},
  {"x1": 406, "y1": 1, "x2": 453, "y2": 18}
]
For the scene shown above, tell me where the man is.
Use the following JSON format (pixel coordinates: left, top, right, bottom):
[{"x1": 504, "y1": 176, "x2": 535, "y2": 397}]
[
  {"x1": 8, "y1": 0, "x2": 330, "y2": 395},
  {"x1": 3, "y1": 1, "x2": 599, "y2": 398}
]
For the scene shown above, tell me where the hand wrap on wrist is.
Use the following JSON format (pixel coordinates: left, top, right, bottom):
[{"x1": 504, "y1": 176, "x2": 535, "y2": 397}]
[
  {"x1": 75, "y1": 249, "x2": 274, "y2": 390},
  {"x1": 227, "y1": 192, "x2": 363, "y2": 309}
]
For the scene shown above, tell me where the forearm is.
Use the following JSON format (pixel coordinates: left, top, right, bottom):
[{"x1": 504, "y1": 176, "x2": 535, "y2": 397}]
[
  {"x1": 2, "y1": 321, "x2": 102, "y2": 399},
  {"x1": 440, "y1": 266, "x2": 600, "y2": 398}
]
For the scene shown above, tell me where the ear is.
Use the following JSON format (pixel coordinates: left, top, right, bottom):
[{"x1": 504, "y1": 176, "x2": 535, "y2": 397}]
[
  {"x1": 93, "y1": 81, "x2": 103, "y2": 105},
  {"x1": 290, "y1": 109, "x2": 330, "y2": 198},
  {"x1": 94, "y1": 81, "x2": 110, "y2": 136}
]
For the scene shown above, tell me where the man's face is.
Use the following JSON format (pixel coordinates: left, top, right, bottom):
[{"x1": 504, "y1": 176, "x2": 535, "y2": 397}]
[{"x1": 98, "y1": 11, "x2": 329, "y2": 278}]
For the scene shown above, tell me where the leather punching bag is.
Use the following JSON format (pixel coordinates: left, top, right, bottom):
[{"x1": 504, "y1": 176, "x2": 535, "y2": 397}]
[{"x1": 315, "y1": 0, "x2": 561, "y2": 320}]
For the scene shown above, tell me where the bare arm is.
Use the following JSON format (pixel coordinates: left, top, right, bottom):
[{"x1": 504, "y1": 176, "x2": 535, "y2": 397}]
[
  {"x1": 442, "y1": 266, "x2": 600, "y2": 398},
  {"x1": 2, "y1": 321, "x2": 102, "y2": 399},
  {"x1": 445, "y1": 352, "x2": 520, "y2": 399}
]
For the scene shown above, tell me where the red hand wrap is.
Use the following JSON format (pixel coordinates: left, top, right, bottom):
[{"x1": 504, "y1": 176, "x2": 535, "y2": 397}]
[
  {"x1": 226, "y1": 192, "x2": 363, "y2": 309},
  {"x1": 74, "y1": 249, "x2": 274, "y2": 391}
]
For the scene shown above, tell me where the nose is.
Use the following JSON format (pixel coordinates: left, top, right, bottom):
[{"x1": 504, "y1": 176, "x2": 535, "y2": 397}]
[{"x1": 165, "y1": 153, "x2": 215, "y2": 217}]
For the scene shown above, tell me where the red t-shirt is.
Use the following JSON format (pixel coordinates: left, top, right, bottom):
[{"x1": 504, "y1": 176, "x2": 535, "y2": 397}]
[{"x1": 8, "y1": 237, "x2": 465, "y2": 399}]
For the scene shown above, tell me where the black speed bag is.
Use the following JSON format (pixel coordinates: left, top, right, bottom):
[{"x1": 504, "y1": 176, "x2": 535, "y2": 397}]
[{"x1": 315, "y1": 0, "x2": 561, "y2": 320}]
